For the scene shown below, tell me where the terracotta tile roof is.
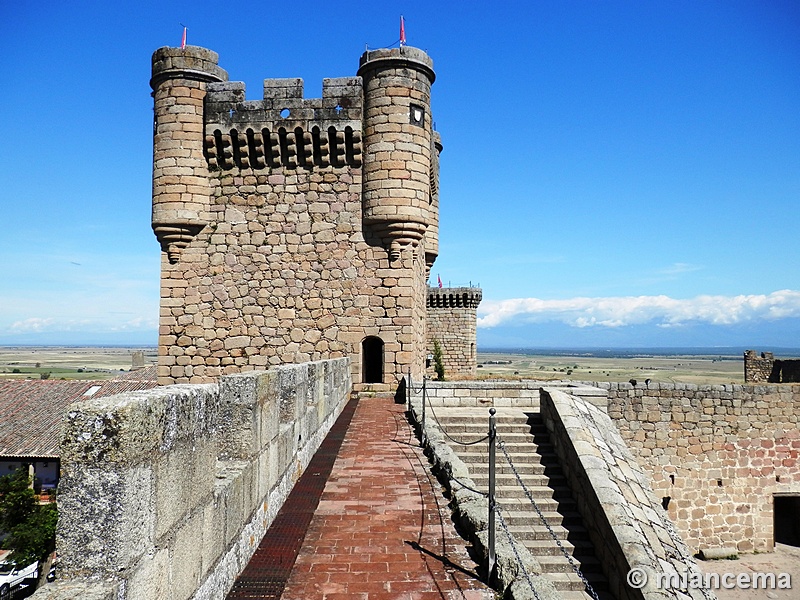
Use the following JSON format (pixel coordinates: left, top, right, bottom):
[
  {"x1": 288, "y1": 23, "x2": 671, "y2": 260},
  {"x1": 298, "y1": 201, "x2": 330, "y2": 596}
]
[{"x1": 0, "y1": 367, "x2": 157, "y2": 458}]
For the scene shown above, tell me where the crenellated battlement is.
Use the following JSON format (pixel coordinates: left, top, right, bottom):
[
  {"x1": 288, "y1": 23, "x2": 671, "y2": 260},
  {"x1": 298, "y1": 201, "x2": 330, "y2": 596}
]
[
  {"x1": 150, "y1": 43, "x2": 462, "y2": 389},
  {"x1": 427, "y1": 286, "x2": 483, "y2": 309},
  {"x1": 205, "y1": 77, "x2": 362, "y2": 128},
  {"x1": 426, "y1": 287, "x2": 482, "y2": 378},
  {"x1": 204, "y1": 77, "x2": 363, "y2": 172}
]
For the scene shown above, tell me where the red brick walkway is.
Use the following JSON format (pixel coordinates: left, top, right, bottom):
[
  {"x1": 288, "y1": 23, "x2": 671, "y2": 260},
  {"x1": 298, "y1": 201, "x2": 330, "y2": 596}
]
[{"x1": 281, "y1": 395, "x2": 494, "y2": 600}]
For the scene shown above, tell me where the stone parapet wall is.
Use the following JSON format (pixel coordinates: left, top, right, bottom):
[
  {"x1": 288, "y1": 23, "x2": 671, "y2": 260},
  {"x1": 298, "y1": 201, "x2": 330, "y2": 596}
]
[
  {"x1": 743, "y1": 350, "x2": 800, "y2": 383},
  {"x1": 540, "y1": 388, "x2": 711, "y2": 600},
  {"x1": 589, "y1": 380, "x2": 800, "y2": 553},
  {"x1": 412, "y1": 379, "x2": 607, "y2": 409},
  {"x1": 33, "y1": 359, "x2": 351, "y2": 600}
]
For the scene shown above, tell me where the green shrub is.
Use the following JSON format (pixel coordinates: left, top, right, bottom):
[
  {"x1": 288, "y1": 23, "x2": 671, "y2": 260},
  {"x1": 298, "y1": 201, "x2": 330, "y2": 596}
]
[
  {"x1": 0, "y1": 468, "x2": 57, "y2": 566},
  {"x1": 432, "y1": 339, "x2": 445, "y2": 381}
]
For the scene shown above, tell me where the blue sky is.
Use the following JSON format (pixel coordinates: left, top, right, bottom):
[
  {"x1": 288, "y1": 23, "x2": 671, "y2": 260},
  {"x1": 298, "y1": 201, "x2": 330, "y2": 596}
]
[{"x1": 1, "y1": 1, "x2": 799, "y2": 349}]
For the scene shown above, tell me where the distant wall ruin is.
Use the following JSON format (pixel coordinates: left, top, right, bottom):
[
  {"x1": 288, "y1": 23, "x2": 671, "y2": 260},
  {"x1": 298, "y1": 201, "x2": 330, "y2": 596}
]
[{"x1": 744, "y1": 349, "x2": 800, "y2": 383}]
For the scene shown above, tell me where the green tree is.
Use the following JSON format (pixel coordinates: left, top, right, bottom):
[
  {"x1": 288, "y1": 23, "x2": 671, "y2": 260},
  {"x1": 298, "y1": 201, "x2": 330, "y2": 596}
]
[
  {"x1": 0, "y1": 468, "x2": 57, "y2": 566},
  {"x1": 432, "y1": 339, "x2": 445, "y2": 381}
]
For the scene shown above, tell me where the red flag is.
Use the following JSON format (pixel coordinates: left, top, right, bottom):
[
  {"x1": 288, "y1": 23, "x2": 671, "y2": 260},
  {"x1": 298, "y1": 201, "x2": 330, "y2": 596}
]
[
  {"x1": 437, "y1": 275, "x2": 442, "y2": 288},
  {"x1": 400, "y1": 16, "x2": 406, "y2": 46},
  {"x1": 181, "y1": 26, "x2": 187, "y2": 49}
]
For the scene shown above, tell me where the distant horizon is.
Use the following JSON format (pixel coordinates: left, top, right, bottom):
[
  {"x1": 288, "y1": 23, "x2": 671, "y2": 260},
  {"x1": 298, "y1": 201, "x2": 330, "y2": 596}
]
[
  {"x1": 3, "y1": 342, "x2": 799, "y2": 358},
  {"x1": 2, "y1": 3, "x2": 799, "y2": 352}
]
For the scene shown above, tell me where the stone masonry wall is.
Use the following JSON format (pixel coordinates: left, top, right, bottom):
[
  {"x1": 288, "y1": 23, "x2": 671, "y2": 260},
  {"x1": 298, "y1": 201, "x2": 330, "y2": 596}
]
[
  {"x1": 158, "y1": 158, "x2": 429, "y2": 386},
  {"x1": 425, "y1": 287, "x2": 482, "y2": 379},
  {"x1": 743, "y1": 350, "x2": 775, "y2": 383},
  {"x1": 595, "y1": 381, "x2": 800, "y2": 554},
  {"x1": 153, "y1": 46, "x2": 436, "y2": 387},
  {"x1": 415, "y1": 379, "x2": 608, "y2": 409},
  {"x1": 540, "y1": 389, "x2": 711, "y2": 600},
  {"x1": 33, "y1": 358, "x2": 351, "y2": 600}
]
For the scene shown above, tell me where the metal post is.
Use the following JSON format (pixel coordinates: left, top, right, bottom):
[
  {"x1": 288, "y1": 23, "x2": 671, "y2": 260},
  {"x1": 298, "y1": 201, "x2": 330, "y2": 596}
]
[
  {"x1": 421, "y1": 376, "x2": 427, "y2": 446},
  {"x1": 407, "y1": 369, "x2": 412, "y2": 412},
  {"x1": 488, "y1": 407, "x2": 497, "y2": 582}
]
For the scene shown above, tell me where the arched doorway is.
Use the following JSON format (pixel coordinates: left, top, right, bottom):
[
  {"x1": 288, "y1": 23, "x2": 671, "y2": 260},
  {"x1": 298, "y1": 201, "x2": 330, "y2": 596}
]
[{"x1": 362, "y1": 336, "x2": 384, "y2": 384}]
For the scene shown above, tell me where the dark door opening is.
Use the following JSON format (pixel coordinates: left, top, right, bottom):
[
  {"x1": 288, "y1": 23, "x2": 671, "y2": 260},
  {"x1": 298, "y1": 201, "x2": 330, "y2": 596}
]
[
  {"x1": 774, "y1": 495, "x2": 800, "y2": 547},
  {"x1": 362, "y1": 336, "x2": 384, "y2": 384}
]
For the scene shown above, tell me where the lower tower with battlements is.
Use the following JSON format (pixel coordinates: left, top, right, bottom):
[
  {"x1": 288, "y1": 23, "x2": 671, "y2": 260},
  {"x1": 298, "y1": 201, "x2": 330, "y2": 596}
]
[
  {"x1": 426, "y1": 287, "x2": 482, "y2": 379},
  {"x1": 150, "y1": 44, "x2": 472, "y2": 388}
]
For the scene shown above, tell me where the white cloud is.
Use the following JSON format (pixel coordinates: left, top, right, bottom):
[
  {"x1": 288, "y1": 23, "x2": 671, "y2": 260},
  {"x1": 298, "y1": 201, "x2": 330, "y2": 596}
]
[
  {"x1": 4, "y1": 316, "x2": 158, "y2": 337},
  {"x1": 9, "y1": 318, "x2": 56, "y2": 333},
  {"x1": 477, "y1": 290, "x2": 800, "y2": 329}
]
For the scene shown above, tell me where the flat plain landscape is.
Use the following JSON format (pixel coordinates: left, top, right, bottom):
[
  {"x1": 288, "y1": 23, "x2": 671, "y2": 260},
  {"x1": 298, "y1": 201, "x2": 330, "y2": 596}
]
[
  {"x1": 476, "y1": 349, "x2": 748, "y2": 385},
  {"x1": 0, "y1": 346, "x2": 158, "y2": 380},
  {"x1": 0, "y1": 346, "x2": 774, "y2": 385}
]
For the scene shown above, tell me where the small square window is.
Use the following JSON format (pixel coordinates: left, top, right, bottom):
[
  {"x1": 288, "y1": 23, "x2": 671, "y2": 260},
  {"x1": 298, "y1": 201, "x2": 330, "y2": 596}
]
[{"x1": 410, "y1": 104, "x2": 425, "y2": 127}]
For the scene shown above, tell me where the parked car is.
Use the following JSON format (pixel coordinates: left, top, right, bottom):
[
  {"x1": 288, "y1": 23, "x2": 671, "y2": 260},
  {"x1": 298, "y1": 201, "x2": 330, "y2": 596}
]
[{"x1": 0, "y1": 561, "x2": 38, "y2": 599}]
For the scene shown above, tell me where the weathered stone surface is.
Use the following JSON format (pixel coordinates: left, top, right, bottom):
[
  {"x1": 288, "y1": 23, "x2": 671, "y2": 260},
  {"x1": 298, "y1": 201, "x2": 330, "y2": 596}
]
[
  {"x1": 426, "y1": 287, "x2": 482, "y2": 378},
  {"x1": 34, "y1": 359, "x2": 351, "y2": 600},
  {"x1": 598, "y1": 380, "x2": 800, "y2": 554},
  {"x1": 541, "y1": 388, "x2": 713, "y2": 600},
  {"x1": 151, "y1": 44, "x2": 466, "y2": 389}
]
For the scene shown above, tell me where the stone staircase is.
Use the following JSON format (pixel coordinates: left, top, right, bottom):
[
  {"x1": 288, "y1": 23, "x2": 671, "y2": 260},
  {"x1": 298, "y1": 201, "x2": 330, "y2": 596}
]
[{"x1": 430, "y1": 407, "x2": 611, "y2": 600}]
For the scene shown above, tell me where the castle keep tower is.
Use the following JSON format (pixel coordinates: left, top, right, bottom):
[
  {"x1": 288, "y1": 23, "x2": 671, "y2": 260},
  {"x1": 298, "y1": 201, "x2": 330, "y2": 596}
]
[
  {"x1": 426, "y1": 287, "x2": 482, "y2": 378},
  {"x1": 150, "y1": 45, "x2": 440, "y2": 387}
]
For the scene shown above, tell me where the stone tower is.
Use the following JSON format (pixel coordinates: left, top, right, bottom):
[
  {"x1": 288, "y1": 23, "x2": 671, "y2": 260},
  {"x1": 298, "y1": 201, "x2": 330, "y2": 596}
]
[
  {"x1": 150, "y1": 45, "x2": 441, "y2": 387},
  {"x1": 426, "y1": 287, "x2": 482, "y2": 378}
]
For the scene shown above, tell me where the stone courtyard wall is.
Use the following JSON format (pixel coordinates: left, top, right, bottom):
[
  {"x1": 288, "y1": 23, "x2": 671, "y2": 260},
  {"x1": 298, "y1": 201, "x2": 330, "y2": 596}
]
[
  {"x1": 594, "y1": 381, "x2": 800, "y2": 553},
  {"x1": 33, "y1": 359, "x2": 351, "y2": 600},
  {"x1": 541, "y1": 388, "x2": 710, "y2": 600}
]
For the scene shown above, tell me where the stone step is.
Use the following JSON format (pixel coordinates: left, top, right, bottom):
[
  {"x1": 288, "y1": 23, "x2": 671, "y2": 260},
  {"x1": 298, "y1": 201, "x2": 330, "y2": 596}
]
[
  {"x1": 469, "y1": 463, "x2": 548, "y2": 476},
  {"x1": 499, "y1": 509, "x2": 583, "y2": 527},
  {"x1": 557, "y1": 591, "x2": 598, "y2": 600},
  {"x1": 501, "y1": 523, "x2": 588, "y2": 542},
  {"x1": 436, "y1": 409, "x2": 609, "y2": 599},
  {"x1": 544, "y1": 571, "x2": 594, "y2": 592},
  {"x1": 458, "y1": 445, "x2": 554, "y2": 459},
  {"x1": 471, "y1": 473, "x2": 569, "y2": 491},
  {"x1": 433, "y1": 421, "x2": 534, "y2": 434},
  {"x1": 495, "y1": 496, "x2": 574, "y2": 515},
  {"x1": 522, "y1": 538, "x2": 599, "y2": 558},
  {"x1": 534, "y1": 552, "x2": 602, "y2": 575},
  {"x1": 486, "y1": 475, "x2": 571, "y2": 497},
  {"x1": 460, "y1": 452, "x2": 547, "y2": 466}
]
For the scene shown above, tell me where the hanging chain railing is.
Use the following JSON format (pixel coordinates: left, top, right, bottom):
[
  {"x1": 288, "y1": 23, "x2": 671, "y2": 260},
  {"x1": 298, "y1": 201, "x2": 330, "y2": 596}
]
[
  {"x1": 495, "y1": 507, "x2": 543, "y2": 600},
  {"x1": 407, "y1": 378, "x2": 600, "y2": 600},
  {"x1": 497, "y1": 439, "x2": 601, "y2": 600}
]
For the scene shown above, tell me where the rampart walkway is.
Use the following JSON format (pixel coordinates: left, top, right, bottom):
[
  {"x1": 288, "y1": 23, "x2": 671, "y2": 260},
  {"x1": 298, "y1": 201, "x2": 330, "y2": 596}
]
[{"x1": 228, "y1": 394, "x2": 494, "y2": 600}]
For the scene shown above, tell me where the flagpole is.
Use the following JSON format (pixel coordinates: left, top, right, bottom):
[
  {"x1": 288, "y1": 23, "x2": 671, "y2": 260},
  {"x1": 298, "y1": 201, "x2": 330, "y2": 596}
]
[{"x1": 180, "y1": 24, "x2": 187, "y2": 49}]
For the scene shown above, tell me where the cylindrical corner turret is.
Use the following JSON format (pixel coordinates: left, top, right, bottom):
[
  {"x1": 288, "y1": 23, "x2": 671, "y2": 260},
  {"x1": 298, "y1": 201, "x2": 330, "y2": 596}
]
[
  {"x1": 150, "y1": 46, "x2": 227, "y2": 263},
  {"x1": 357, "y1": 47, "x2": 435, "y2": 261},
  {"x1": 425, "y1": 131, "x2": 443, "y2": 277}
]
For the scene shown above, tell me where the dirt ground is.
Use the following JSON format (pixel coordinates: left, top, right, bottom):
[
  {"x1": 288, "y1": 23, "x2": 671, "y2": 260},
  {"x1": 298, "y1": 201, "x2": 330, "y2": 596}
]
[{"x1": 696, "y1": 544, "x2": 800, "y2": 599}]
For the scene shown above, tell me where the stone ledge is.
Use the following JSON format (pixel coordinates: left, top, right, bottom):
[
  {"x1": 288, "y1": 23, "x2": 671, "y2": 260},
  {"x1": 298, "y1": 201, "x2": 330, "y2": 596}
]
[{"x1": 540, "y1": 388, "x2": 713, "y2": 600}]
